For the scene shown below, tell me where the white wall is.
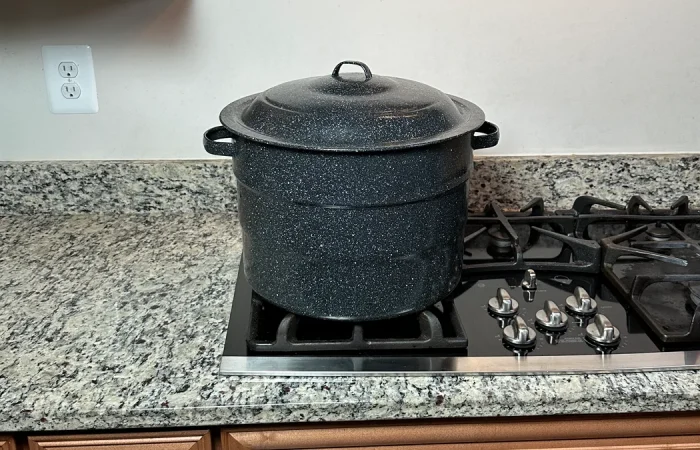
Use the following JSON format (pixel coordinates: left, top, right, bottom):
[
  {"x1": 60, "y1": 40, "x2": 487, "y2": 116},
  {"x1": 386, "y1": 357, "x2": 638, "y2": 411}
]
[{"x1": 1, "y1": 0, "x2": 700, "y2": 161}]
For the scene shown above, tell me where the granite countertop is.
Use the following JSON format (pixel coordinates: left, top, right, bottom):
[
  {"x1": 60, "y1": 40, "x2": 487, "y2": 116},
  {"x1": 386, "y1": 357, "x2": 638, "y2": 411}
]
[{"x1": 2, "y1": 211, "x2": 700, "y2": 432}]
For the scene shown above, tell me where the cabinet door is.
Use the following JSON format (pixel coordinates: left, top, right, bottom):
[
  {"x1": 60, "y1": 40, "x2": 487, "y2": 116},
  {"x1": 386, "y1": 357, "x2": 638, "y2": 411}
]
[
  {"x1": 0, "y1": 436, "x2": 16, "y2": 450},
  {"x1": 223, "y1": 414, "x2": 700, "y2": 449},
  {"x1": 29, "y1": 430, "x2": 211, "y2": 450},
  {"x1": 224, "y1": 432, "x2": 700, "y2": 450}
]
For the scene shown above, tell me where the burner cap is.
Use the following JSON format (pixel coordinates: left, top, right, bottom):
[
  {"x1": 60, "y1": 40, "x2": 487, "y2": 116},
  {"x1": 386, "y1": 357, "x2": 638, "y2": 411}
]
[
  {"x1": 646, "y1": 226, "x2": 673, "y2": 241},
  {"x1": 487, "y1": 226, "x2": 514, "y2": 258},
  {"x1": 487, "y1": 226, "x2": 512, "y2": 248}
]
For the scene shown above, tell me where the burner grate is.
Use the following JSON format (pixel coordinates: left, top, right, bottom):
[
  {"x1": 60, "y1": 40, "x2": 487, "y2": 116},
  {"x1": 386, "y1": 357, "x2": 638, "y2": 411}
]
[
  {"x1": 464, "y1": 201, "x2": 600, "y2": 273},
  {"x1": 574, "y1": 195, "x2": 700, "y2": 238},
  {"x1": 247, "y1": 295, "x2": 468, "y2": 354},
  {"x1": 602, "y1": 221, "x2": 700, "y2": 344},
  {"x1": 627, "y1": 275, "x2": 700, "y2": 344},
  {"x1": 222, "y1": 194, "x2": 700, "y2": 363}
]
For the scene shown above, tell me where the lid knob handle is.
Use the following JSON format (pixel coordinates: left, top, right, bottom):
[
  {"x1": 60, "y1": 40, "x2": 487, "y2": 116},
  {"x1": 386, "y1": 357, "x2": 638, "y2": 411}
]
[{"x1": 332, "y1": 61, "x2": 372, "y2": 81}]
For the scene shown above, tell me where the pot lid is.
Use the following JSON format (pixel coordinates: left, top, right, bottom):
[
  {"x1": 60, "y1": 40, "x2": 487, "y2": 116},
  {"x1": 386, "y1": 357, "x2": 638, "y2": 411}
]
[{"x1": 219, "y1": 61, "x2": 486, "y2": 152}]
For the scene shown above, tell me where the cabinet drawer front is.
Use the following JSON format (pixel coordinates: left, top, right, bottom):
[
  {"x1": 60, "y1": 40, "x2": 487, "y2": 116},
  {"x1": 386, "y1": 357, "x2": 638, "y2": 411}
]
[
  {"x1": 29, "y1": 431, "x2": 210, "y2": 450},
  {"x1": 223, "y1": 416, "x2": 700, "y2": 449},
  {"x1": 311, "y1": 436, "x2": 700, "y2": 450},
  {"x1": 314, "y1": 436, "x2": 700, "y2": 450},
  {"x1": 0, "y1": 436, "x2": 17, "y2": 450},
  {"x1": 224, "y1": 433, "x2": 700, "y2": 450}
]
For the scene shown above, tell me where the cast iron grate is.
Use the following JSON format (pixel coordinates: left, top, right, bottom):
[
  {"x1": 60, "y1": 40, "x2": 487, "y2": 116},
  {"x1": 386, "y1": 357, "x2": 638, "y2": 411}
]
[
  {"x1": 602, "y1": 218, "x2": 700, "y2": 344},
  {"x1": 463, "y1": 200, "x2": 601, "y2": 273},
  {"x1": 247, "y1": 294, "x2": 467, "y2": 354}
]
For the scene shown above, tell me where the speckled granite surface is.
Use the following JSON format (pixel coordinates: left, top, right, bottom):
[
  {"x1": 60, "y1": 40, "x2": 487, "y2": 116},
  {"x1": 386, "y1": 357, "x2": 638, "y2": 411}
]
[
  {"x1": 1, "y1": 213, "x2": 700, "y2": 432},
  {"x1": 469, "y1": 154, "x2": 700, "y2": 211},
  {"x1": 2, "y1": 155, "x2": 699, "y2": 214},
  {"x1": 0, "y1": 160, "x2": 236, "y2": 215}
]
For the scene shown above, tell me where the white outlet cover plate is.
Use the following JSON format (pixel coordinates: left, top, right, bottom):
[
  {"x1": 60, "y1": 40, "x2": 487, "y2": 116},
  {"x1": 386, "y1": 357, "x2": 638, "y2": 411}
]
[{"x1": 42, "y1": 45, "x2": 98, "y2": 114}]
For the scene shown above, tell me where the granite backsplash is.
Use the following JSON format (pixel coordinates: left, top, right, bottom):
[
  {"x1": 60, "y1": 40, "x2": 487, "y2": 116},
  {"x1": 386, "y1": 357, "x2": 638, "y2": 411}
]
[{"x1": 1, "y1": 155, "x2": 698, "y2": 215}]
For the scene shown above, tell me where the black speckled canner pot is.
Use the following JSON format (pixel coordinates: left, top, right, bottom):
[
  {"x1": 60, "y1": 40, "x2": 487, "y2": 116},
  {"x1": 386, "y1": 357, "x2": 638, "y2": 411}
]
[
  {"x1": 236, "y1": 137, "x2": 470, "y2": 321},
  {"x1": 203, "y1": 61, "x2": 500, "y2": 321}
]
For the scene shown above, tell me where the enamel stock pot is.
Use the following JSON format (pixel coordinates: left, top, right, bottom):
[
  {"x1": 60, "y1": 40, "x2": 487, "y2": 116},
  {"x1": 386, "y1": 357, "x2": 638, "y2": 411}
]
[{"x1": 203, "y1": 61, "x2": 500, "y2": 321}]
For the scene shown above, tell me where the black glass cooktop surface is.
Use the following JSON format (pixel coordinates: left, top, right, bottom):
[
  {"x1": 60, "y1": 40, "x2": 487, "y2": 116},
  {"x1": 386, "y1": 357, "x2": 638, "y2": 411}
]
[{"x1": 222, "y1": 196, "x2": 700, "y2": 366}]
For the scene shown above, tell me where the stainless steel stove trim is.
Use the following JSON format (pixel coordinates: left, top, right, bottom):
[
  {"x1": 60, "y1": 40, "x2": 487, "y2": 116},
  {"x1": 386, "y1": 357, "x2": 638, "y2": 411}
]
[{"x1": 220, "y1": 351, "x2": 700, "y2": 376}]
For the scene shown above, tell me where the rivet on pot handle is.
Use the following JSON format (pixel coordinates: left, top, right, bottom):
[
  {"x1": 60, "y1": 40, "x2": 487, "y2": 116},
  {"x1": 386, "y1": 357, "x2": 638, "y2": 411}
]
[
  {"x1": 203, "y1": 126, "x2": 238, "y2": 157},
  {"x1": 471, "y1": 121, "x2": 500, "y2": 150},
  {"x1": 332, "y1": 61, "x2": 373, "y2": 81}
]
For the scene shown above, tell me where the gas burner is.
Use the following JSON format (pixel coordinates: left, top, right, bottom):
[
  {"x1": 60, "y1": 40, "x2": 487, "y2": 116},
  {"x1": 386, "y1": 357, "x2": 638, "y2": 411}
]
[
  {"x1": 646, "y1": 225, "x2": 674, "y2": 241},
  {"x1": 487, "y1": 225, "x2": 514, "y2": 256},
  {"x1": 464, "y1": 201, "x2": 600, "y2": 273}
]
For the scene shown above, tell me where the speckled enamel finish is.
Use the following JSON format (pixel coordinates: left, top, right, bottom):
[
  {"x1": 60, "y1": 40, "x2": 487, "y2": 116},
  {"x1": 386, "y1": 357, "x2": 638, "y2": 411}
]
[
  {"x1": 2, "y1": 213, "x2": 700, "y2": 433},
  {"x1": 233, "y1": 137, "x2": 472, "y2": 206},
  {"x1": 239, "y1": 182, "x2": 466, "y2": 320},
  {"x1": 208, "y1": 62, "x2": 494, "y2": 320},
  {"x1": 233, "y1": 137, "x2": 472, "y2": 320},
  {"x1": 219, "y1": 63, "x2": 486, "y2": 151}
]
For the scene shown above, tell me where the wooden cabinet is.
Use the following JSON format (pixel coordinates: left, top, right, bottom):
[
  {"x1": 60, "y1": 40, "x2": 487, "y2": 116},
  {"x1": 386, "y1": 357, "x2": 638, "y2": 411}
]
[
  {"x1": 28, "y1": 430, "x2": 211, "y2": 450},
  {"x1": 10, "y1": 413, "x2": 700, "y2": 450},
  {"x1": 222, "y1": 414, "x2": 700, "y2": 449},
  {"x1": 0, "y1": 436, "x2": 16, "y2": 450}
]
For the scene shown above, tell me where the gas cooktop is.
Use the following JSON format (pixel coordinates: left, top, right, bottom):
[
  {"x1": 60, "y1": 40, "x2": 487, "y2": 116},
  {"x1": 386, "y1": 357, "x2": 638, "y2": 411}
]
[{"x1": 221, "y1": 196, "x2": 700, "y2": 375}]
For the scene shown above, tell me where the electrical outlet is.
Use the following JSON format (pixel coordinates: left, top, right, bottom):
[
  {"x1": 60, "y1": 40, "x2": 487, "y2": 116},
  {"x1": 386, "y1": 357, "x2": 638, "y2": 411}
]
[
  {"x1": 42, "y1": 45, "x2": 98, "y2": 114},
  {"x1": 61, "y1": 83, "x2": 81, "y2": 99},
  {"x1": 58, "y1": 61, "x2": 78, "y2": 78}
]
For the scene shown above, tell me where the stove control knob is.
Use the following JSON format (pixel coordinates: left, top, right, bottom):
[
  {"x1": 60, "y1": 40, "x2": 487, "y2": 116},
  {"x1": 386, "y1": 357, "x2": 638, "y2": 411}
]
[
  {"x1": 565, "y1": 287, "x2": 598, "y2": 316},
  {"x1": 488, "y1": 288, "x2": 519, "y2": 317},
  {"x1": 522, "y1": 289, "x2": 536, "y2": 303},
  {"x1": 503, "y1": 316, "x2": 537, "y2": 347},
  {"x1": 535, "y1": 300, "x2": 569, "y2": 331},
  {"x1": 585, "y1": 314, "x2": 621, "y2": 346},
  {"x1": 521, "y1": 269, "x2": 537, "y2": 290}
]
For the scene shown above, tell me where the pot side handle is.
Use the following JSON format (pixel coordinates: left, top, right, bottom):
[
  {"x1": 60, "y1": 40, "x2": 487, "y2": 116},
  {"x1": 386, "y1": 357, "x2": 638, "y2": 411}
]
[
  {"x1": 203, "y1": 126, "x2": 237, "y2": 157},
  {"x1": 471, "y1": 121, "x2": 500, "y2": 150}
]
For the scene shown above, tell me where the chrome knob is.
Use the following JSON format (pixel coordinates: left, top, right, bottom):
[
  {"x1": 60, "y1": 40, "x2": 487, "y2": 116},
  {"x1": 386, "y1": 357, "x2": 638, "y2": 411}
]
[
  {"x1": 488, "y1": 288, "x2": 519, "y2": 317},
  {"x1": 503, "y1": 316, "x2": 537, "y2": 347},
  {"x1": 585, "y1": 314, "x2": 621, "y2": 345},
  {"x1": 522, "y1": 289, "x2": 536, "y2": 303},
  {"x1": 565, "y1": 287, "x2": 598, "y2": 316},
  {"x1": 521, "y1": 269, "x2": 537, "y2": 290},
  {"x1": 535, "y1": 300, "x2": 569, "y2": 331}
]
